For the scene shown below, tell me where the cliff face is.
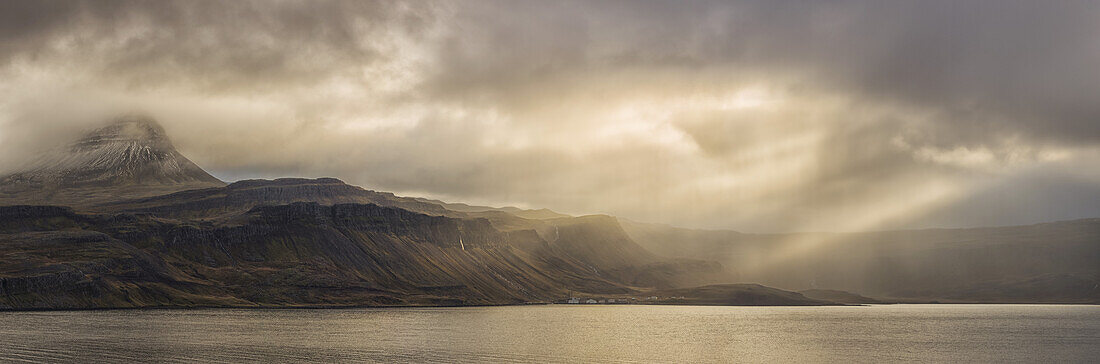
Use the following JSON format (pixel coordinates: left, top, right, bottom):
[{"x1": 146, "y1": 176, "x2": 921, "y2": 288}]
[{"x1": 0, "y1": 202, "x2": 699, "y2": 309}]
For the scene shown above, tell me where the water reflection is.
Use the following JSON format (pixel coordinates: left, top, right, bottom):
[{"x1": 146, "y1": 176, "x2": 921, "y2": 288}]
[{"x1": 2, "y1": 305, "x2": 1098, "y2": 363}]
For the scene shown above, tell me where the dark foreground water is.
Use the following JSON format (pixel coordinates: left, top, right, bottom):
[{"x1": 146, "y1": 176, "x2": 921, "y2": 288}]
[{"x1": 1, "y1": 304, "x2": 1098, "y2": 363}]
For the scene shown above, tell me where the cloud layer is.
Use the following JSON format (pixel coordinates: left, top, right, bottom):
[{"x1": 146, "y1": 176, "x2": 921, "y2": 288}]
[{"x1": 1, "y1": 0, "x2": 1098, "y2": 232}]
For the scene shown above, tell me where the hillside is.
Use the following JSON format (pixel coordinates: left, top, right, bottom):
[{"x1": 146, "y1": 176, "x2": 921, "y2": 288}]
[{"x1": 0, "y1": 201, "x2": 734, "y2": 309}]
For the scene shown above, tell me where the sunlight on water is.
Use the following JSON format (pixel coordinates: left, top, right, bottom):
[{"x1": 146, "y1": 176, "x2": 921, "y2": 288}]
[{"x1": 2, "y1": 305, "x2": 1098, "y2": 363}]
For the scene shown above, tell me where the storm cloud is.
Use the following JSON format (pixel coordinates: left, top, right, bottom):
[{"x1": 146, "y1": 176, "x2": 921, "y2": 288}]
[{"x1": 1, "y1": 0, "x2": 1098, "y2": 232}]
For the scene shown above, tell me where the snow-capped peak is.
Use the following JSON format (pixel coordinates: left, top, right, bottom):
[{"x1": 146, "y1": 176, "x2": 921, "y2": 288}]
[{"x1": 1, "y1": 115, "x2": 224, "y2": 188}]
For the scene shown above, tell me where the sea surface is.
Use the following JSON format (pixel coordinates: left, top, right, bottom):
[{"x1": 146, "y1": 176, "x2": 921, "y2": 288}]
[{"x1": 1, "y1": 304, "x2": 1098, "y2": 363}]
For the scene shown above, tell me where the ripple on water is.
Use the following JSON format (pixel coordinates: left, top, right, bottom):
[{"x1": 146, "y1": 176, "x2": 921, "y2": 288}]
[{"x1": 1, "y1": 305, "x2": 1098, "y2": 363}]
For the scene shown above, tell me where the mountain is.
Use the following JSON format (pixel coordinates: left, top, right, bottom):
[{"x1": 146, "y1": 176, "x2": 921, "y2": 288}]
[
  {"x1": 621, "y1": 219, "x2": 1100, "y2": 303},
  {"x1": 0, "y1": 115, "x2": 225, "y2": 207},
  {"x1": 87, "y1": 177, "x2": 729, "y2": 289},
  {"x1": 0, "y1": 200, "x2": 739, "y2": 309},
  {"x1": 0, "y1": 203, "x2": 578, "y2": 308}
]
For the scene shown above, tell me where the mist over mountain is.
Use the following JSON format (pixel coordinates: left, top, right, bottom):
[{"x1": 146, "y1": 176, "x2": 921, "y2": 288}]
[
  {"x1": 0, "y1": 115, "x2": 224, "y2": 206},
  {"x1": 622, "y1": 219, "x2": 1100, "y2": 303}
]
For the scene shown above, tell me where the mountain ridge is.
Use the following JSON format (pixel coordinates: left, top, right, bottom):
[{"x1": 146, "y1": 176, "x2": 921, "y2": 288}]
[{"x1": 0, "y1": 200, "x2": 739, "y2": 309}]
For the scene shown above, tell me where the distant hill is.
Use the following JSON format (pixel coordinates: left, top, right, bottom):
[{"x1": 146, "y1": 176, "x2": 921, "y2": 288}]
[
  {"x1": 799, "y1": 289, "x2": 881, "y2": 304},
  {"x1": 410, "y1": 197, "x2": 570, "y2": 220},
  {"x1": 621, "y1": 219, "x2": 1100, "y2": 303},
  {"x1": 647, "y1": 284, "x2": 834, "y2": 306}
]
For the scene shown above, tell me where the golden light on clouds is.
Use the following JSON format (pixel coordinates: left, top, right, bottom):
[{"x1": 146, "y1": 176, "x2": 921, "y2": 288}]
[{"x1": 1, "y1": 0, "x2": 1099, "y2": 232}]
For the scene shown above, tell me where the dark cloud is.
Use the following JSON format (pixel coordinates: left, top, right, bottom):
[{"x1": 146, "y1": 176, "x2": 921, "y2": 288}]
[
  {"x1": 0, "y1": 0, "x2": 438, "y2": 92},
  {"x1": 429, "y1": 0, "x2": 1100, "y2": 144}
]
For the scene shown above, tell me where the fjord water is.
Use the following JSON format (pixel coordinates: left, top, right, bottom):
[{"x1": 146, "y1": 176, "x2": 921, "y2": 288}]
[{"x1": 2, "y1": 305, "x2": 1097, "y2": 363}]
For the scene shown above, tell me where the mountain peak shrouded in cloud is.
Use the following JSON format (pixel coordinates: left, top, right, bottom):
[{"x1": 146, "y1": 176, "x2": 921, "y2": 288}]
[
  {"x1": 0, "y1": 1, "x2": 1098, "y2": 232},
  {"x1": 0, "y1": 114, "x2": 224, "y2": 206},
  {"x1": 2, "y1": 114, "x2": 222, "y2": 188},
  {"x1": 77, "y1": 114, "x2": 170, "y2": 147}
]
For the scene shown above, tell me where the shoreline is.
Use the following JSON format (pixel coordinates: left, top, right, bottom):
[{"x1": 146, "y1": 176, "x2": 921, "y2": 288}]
[{"x1": 3, "y1": 301, "x2": 1098, "y2": 313}]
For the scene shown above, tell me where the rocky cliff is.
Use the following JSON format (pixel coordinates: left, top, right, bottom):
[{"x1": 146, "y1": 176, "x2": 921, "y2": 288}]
[{"x1": 0, "y1": 200, "x2": 735, "y2": 309}]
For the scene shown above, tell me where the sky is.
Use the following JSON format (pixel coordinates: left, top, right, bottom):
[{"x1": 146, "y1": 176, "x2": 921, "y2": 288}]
[{"x1": 0, "y1": 0, "x2": 1098, "y2": 233}]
